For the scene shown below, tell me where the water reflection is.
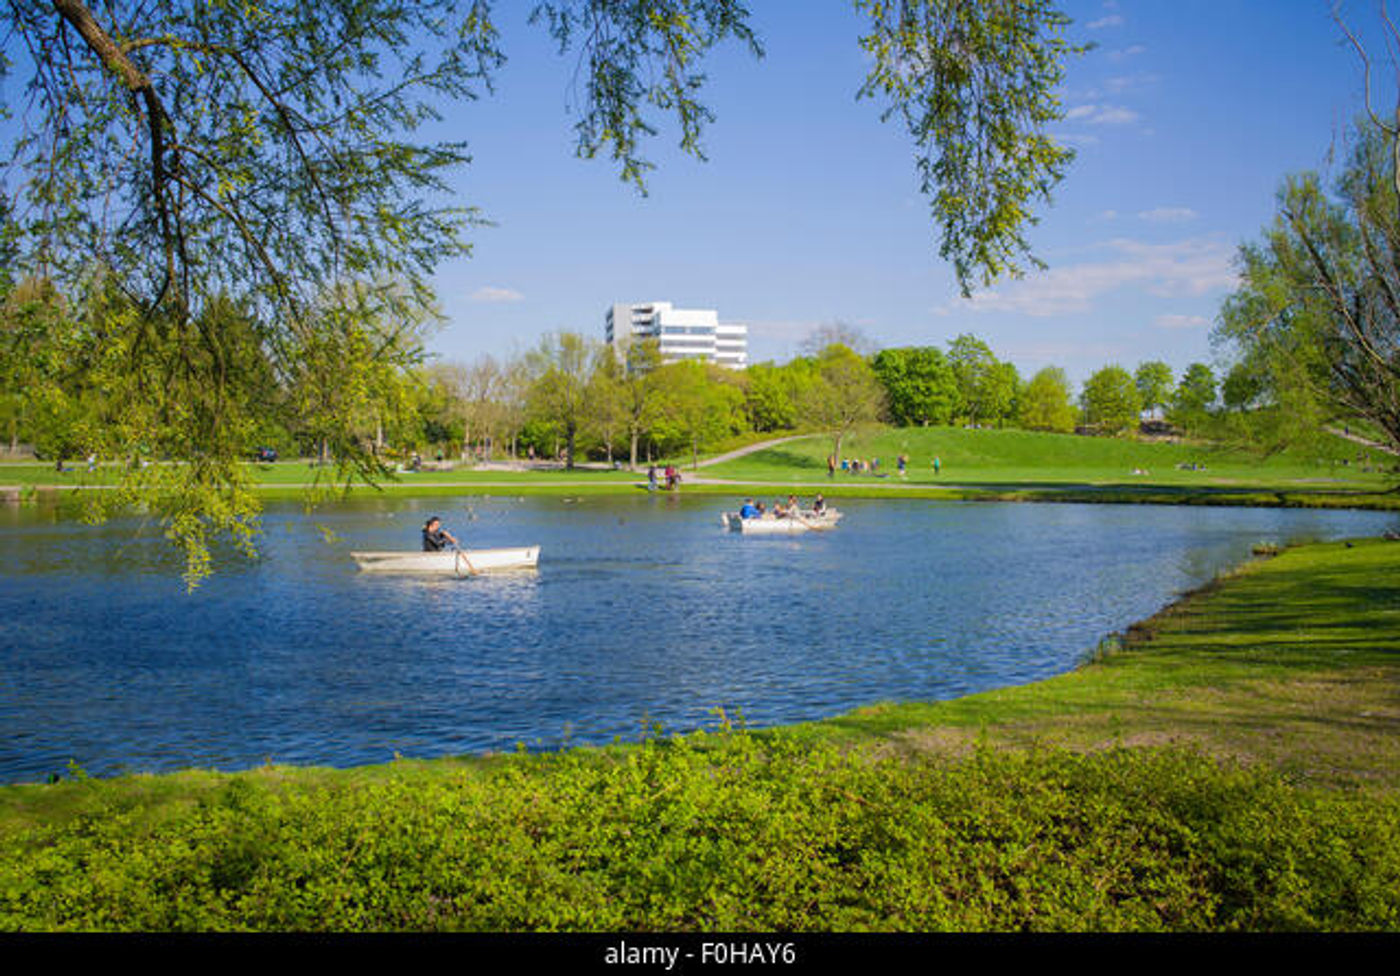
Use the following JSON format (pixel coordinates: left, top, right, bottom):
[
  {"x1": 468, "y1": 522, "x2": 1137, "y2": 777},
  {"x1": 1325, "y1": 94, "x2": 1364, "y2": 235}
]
[{"x1": 0, "y1": 495, "x2": 1395, "y2": 783}]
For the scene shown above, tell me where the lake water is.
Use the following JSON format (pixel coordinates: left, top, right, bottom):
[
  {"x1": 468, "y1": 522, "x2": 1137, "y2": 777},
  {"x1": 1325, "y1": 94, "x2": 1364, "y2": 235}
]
[{"x1": 1, "y1": 494, "x2": 1395, "y2": 784}]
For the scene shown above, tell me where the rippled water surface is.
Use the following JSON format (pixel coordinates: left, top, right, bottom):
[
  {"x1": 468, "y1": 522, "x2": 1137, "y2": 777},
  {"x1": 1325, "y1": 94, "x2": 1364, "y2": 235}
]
[{"x1": 1, "y1": 494, "x2": 1395, "y2": 783}]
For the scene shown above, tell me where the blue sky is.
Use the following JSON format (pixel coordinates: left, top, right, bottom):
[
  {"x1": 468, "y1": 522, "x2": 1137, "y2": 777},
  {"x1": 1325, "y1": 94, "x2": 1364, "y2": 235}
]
[{"x1": 420, "y1": 1, "x2": 1382, "y2": 386}]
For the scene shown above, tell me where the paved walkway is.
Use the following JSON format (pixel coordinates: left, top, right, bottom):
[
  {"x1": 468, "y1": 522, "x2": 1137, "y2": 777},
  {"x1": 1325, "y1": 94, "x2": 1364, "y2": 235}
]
[
  {"x1": 1326, "y1": 426, "x2": 1399, "y2": 457},
  {"x1": 690, "y1": 433, "x2": 820, "y2": 468}
]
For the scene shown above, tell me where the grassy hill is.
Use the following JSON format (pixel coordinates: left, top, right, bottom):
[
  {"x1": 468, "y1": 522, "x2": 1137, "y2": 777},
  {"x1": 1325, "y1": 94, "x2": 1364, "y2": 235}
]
[{"x1": 702, "y1": 425, "x2": 1395, "y2": 493}]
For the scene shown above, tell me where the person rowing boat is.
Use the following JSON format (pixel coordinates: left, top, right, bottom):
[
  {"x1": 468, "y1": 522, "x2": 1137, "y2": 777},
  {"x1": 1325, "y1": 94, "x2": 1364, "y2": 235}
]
[{"x1": 422, "y1": 516, "x2": 460, "y2": 552}]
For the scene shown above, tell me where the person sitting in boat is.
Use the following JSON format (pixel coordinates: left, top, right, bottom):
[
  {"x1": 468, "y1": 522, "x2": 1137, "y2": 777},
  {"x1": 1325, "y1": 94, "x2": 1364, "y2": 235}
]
[
  {"x1": 421, "y1": 516, "x2": 459, "y2": 552},
  {"x1": 739, "y1": 498, "x2": 759, "y2": 519},
  {"x1": 812, "y1": 493, "x2": 827, "y2": 515},
  {"x1": 786, "y1": 494, "x2": 801, "y2": 517}
]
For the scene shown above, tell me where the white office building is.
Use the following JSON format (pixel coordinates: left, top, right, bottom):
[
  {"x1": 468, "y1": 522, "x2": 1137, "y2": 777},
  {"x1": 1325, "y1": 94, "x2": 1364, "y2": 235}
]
[{"x1": 606, "y1": 302, "x2": 748, "y2": 369}]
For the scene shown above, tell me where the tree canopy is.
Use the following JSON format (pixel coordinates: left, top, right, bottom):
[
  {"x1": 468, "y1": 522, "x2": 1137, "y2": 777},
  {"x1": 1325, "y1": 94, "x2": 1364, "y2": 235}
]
[
  {"x1": 3, "y1": 1, "x2": 1082, "y2": 305},
  {"x1": 799, "y1": 343, "x2": 886, "y2": 464},
  {"x1": 1134, "y1": 362, "x2": 1174, "y2": 420},
  {"x1": 1215, "y1": 119, "x2": 1400, "y2": 456},
  {"x1": 1079, "y1": 365, "x2": 1139, "y2": 435},
  {"x1": 857, "y1": 0, "x2": 1083, "y2": 292},
  {"x1": 1019, "y1": 366, "x2": 1075, "y2": 433},
  {"x1": 947, "y1": 333, "x2": 1018, "y2": 425},
  {"x1": 1169, "y1": 363, "x2": 1217, "y2": 432},
  {"x1": 870, "y1": 346, "x2": 957, "y2": 427}
]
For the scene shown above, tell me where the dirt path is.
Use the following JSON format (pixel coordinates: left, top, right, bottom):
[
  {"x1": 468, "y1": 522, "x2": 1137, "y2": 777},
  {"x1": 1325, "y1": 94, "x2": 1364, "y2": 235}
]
[
  {"x1": 1326, "y1": 425, "x2": 1398, "y2": 456},
  {"x1": 691, "y1": 433, "x2": 819, "y2": 469}
]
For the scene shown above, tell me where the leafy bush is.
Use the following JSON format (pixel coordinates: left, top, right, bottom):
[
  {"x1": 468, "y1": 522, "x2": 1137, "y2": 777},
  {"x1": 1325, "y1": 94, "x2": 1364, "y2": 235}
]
[{"x1": 2, "y1": 733, "x2": 1396, "y2": 931}]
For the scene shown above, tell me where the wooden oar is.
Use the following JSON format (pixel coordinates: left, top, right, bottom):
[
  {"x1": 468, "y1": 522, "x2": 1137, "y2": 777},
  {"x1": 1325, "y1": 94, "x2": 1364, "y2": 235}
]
[{"x1": 453, "y1": 548, "x2": 479, "y2": 577}]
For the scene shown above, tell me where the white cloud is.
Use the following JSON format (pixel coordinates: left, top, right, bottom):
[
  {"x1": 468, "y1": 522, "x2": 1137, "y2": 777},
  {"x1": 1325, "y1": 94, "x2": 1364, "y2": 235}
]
[
  {"x1": 1138, "y1": 207, "x2": 1198, "y2": 223},
  {"x1": 470, "y1": 286, "x2": 524, "y2": 303},
  {"x1": 1088, "y1": 14, "x2": 1124, "y2": 29},
  {"x1": 1058, "y1": 132, "x2": 1102, "y2": 148},
  {"x1": 941, "y1": 238, "x2": 1238, "y2": 318},
  {"x1": 1101, "y1": 72, "x2": 1160, "y2": 94},
  {"x1": 1064, "y1": 103, "x2": 1141, "y2": 125},
  {"x1": 1155, "y1": 314, "x2": 1211, "y2": 329},
  {"x1": 1106, "y1": 44, "x2": 1147, "y2": 62}
]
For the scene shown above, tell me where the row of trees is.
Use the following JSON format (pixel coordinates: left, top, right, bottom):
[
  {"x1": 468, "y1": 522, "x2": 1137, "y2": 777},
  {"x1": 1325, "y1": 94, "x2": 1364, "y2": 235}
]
[
  {"x1": 399, "y1": 335, "x2": 1247, "y2": 469},
  {"x1": 0, "y1": 268, "x2": 428, "y2": 468},
  {"x1": 1077, "y1": 361, "x2": 1223, "y2": 435},
  {"x1": 410, "y1": 335, "x2": 886, "y2": 471},
  {"x1": 4, "y1": 221, "x2": 1348, "y2": 479},
  {"x1": 871, "y1": 339, "x2": 1230, "y2": 438},
  {"x1": 0, "y1": 251, "x2": 1284, "y2": 475}
]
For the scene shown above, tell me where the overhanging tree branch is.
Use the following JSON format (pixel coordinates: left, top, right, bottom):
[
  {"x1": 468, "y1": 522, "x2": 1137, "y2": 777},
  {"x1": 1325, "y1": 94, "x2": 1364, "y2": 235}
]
[{"x1": 52, "y1": 0, "x2": 183, "y2": 314}]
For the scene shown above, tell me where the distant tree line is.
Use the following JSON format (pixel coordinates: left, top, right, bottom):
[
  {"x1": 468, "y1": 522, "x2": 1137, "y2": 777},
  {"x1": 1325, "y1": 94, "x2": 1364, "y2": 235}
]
[
  {"x1": 0, "y1": 263, "x2": 1292, "y2": 474},
  {"x1": 868, "y1": 339, "x2": 1240, "y2": 440},
  {"x1": 9, "y1": 246, "x2": 1350, "y2": 478}
]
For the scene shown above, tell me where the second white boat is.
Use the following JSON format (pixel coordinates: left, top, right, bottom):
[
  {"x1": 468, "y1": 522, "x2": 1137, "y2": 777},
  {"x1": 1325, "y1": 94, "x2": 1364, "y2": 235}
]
[{"x1": 721, "y1": 510, "x2": 842, "y2": 534}]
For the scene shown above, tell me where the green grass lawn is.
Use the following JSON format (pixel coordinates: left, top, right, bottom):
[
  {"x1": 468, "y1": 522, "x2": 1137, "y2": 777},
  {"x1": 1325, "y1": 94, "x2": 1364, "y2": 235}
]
[
  {"x1": 4, "y1": 427, "x2": 1394, "y2": 503},
  {"x1": 705, "y1": 426, "x2": 1395, "y2": 491},
  {"x1": 4, "y1": 425, "x2": 1398, "y2": 521},
  {"x1": 2, "y1": 538, "x2": 1398, "y2": 931},
  {"x1": 789, "y1": 537, "x2": 1400, "y2": 792}
]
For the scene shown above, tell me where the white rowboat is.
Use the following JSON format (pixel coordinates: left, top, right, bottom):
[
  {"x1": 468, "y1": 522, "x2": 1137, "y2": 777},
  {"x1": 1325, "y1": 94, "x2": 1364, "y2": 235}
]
[
  {"x1": 721, "y1": 510, "x2": 842, "y2": 534},
  {"x1": 351, "y1": 546, "x2": 540, "y2": 576}
]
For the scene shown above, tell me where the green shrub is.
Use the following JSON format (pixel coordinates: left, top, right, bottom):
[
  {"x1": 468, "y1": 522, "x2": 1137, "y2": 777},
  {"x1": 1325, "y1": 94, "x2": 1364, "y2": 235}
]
[{"x1": 2, "y1": 734, "x2": 1396, "y2": 931}]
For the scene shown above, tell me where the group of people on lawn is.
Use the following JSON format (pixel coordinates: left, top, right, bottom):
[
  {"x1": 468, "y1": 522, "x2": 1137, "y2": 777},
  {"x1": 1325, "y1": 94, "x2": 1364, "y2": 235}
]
[{"x1": 827, "y1": 453, "x2": 931, "y2": 477}]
